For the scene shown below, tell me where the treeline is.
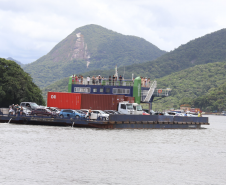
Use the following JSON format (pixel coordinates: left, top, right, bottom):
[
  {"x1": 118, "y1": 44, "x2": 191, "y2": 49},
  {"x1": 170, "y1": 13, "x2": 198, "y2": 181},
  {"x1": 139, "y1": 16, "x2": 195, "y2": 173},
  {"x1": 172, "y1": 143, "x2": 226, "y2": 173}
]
[
  {"x1": 0, "y1": 58, "x2": 45, "y2": 107},
  {"x1": 192, "y1": 82, "x2": 226, "y2": 112},
  {"x1": 151, "y1": 61, "x2": 226, "y2": 111}
]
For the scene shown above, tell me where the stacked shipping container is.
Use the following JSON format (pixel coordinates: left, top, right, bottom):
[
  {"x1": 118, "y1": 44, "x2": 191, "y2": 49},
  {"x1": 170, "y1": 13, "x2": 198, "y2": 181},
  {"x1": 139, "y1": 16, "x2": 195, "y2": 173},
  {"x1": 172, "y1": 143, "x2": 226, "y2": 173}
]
[
  {"x1": 47, "y1": 92, "x2": 125, "y2": 110},
  {"x1": 124, "y1": 96, "x2": 135, "y2": 103},
  {"x1": 47, "y1": 92, "x2": 81, "y2": 109}
]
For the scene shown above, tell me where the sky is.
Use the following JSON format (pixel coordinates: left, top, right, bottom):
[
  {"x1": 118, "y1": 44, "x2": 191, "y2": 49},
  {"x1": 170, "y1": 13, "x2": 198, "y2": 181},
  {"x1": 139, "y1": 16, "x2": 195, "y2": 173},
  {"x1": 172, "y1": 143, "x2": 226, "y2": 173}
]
[{"x1": 0, "y1": 0, "x2": 226, "y2": 64}]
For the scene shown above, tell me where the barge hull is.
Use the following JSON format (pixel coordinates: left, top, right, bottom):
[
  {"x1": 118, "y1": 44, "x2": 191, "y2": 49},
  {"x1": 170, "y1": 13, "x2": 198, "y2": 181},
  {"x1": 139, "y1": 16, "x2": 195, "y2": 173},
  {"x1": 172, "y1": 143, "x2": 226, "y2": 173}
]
[{"x1": 0, "y1": 115, "x2": 209, "y2": 129}]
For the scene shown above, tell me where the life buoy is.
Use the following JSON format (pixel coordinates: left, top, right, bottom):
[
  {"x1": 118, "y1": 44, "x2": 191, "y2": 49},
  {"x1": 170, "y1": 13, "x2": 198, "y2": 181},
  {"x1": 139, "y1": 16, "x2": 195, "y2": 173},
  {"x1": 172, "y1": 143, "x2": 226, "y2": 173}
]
[{"x1": 158, "y1": 89, "x2": 162, "y2": 93}]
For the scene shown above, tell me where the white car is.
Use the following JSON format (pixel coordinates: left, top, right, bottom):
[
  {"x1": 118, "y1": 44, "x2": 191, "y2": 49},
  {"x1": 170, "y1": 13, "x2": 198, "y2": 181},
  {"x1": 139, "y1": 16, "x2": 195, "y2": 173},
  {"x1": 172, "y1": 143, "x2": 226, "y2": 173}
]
[
  {"x1": 86, "y1": 110, "x2": 109, "y2": 120},
  {"x1": 22, "y1": 107, "x2": 32, "y2": 116}
]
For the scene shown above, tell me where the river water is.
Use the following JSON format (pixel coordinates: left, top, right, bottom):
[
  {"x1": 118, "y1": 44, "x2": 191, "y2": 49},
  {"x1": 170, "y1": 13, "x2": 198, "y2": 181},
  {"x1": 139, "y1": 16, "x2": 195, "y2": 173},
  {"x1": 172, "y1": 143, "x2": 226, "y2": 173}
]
[{"x1": 0, "y1": 115, "x2": 226, "y2": 185}]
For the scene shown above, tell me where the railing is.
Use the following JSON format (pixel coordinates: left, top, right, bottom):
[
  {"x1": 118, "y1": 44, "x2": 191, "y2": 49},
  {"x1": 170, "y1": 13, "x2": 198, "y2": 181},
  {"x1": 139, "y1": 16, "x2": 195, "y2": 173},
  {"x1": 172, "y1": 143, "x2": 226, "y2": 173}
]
[
  {"x1": 141, "y1": 88, "x2": 171, "y2": 102},
  {"x1": 143, "y1": 81, "x2": 157, "y2": 102},
  {"x1": 72, "y1": 79, "x2": 153, "y2": 87},
  {"x1": 154, "y1": 89, "x2": 171, "y2": 97}
]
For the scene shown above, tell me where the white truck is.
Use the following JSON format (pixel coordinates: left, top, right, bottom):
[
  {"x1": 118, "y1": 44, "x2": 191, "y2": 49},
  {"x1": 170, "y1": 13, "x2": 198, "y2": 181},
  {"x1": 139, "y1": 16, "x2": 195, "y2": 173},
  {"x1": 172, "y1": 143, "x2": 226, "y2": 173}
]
[
  {"x1": 117, "y1": 101, "x2": 143, "y2": 115},
  {"x1": 132, "y1": 103, "x2": 143, "y2": 115}
]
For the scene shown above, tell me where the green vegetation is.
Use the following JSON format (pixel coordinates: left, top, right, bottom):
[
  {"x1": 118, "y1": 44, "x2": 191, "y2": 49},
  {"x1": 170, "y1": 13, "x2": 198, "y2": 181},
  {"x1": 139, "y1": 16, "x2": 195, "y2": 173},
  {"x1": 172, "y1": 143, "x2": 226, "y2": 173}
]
[
  {"x1": 24, "y1": 24, "x2": 166, "y2": 88},
  {"x1": 42, "y1": 77, "x2": 69, "y2": 102},
  {"x1": 152, "y1": 61, "x2": 226, "y2": 111},
  {"x1": 78, "y1": 28, "x2": 226, "y2": 80},
  {"x1": 0, "y1": 58, "x2": 45, "y2": 107},
  {"x1": 192, "y1": 82, "x2": 226, "y2": 112}
]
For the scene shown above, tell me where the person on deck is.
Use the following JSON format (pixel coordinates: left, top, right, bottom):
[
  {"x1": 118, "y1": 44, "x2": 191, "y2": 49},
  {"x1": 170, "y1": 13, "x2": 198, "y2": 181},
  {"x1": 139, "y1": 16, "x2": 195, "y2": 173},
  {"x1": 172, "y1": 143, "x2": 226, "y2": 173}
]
[
  {"x1": 87, "y1": 76, "x2": 90, "y2": 85},
  {"x1": 119, "y1": 75, "x2": 122, "y2": 86},
  {"x1": 95, "y1": 76, "x2": 98, "y2": 85},
  {"x1": 98, "y1": 75, "x2": 101, "y2": 85},
  {"x1": 88, "y1": 109, "x2": 92, "y2": 119},
  {"x1": 92, "y1": 76, "x2": 95, "y2": 85},
  {"x1": 109, "y1": 76, "x2": 111, "y2": 85},
  {"x1": 144, "y1": 77, "x2": 147, "y2": 87},
  {"x1": 112, "y1": 75, "x2": 115, "y2": 86},
  {"x1": 78, "y1": 75, "x2": 81, "y2": 84},
  {"x1": 148, "y1": 78, "x2": 151, "y2": 87},
  {"x1": 81, "y1": 76, "x2": 83, "y2": 84},
  {"x1": 75, "y1": 75, "x2": 78, "y2": 84}
]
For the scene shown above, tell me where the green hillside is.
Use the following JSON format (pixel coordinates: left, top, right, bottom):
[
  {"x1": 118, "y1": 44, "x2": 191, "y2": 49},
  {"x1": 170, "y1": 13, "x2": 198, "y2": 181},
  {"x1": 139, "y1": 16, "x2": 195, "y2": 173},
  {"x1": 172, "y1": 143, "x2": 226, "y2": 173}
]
[
  {"x1": 24, "y1": 24, "x2": 166, "y2": 88},
  {"x1": 0, "y1": 58, "x2": 45, "y2": 107},
  {"x1": 67, "y1": 28, "x2": 226, "y2": 80},
  {"x1": 192, "y1": 82, "x2": 226, "y2": 112},
  {"x1": 152, "y1": 62, "x2": 226, "y2": 111}
]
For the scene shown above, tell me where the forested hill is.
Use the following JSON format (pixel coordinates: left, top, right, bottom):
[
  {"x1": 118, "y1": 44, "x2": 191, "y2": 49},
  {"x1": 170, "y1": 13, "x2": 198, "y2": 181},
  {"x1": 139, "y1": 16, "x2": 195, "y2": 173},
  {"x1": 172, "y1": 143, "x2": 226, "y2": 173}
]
[
  {"x1": 72, "y1": 28, "x2": 226, "y2": 80},
  {"x1": 192, "y1": 82, "x2": 226, "y2": 112},
  {"x1": 23, "y1": 24, "x2": 166, "y2": 88},
  {"x1": 0, "y1": 58, "x2": 45, "y2": 107},
  {"x1": 152, "y1": 61, "x2": 226, "y2": 111}
]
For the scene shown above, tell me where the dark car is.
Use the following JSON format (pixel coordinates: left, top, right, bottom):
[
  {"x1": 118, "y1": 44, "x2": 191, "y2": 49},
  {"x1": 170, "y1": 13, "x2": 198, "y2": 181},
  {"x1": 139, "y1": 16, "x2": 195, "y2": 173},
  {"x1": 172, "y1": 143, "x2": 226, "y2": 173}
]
[{"x1": 31, "y1": 108, "x2": 53, "y2": 117}]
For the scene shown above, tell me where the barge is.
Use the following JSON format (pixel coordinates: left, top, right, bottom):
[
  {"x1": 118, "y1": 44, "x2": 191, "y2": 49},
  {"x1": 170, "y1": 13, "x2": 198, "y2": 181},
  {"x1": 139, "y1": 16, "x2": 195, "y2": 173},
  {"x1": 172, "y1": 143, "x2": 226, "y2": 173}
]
[{"x1": 0, "y1": 114, "x2": 209, "y2": 129}]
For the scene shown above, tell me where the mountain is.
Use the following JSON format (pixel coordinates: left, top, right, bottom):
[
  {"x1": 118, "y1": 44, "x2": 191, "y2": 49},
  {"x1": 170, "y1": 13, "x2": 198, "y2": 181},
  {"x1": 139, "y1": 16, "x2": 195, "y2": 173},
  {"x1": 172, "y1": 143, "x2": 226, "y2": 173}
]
[
  {"x1": 23, "y1": 24, "x2": 166, "y2": 88},
  {"x1": 0, "y1": 58, "x2": 45, "y2": 107},
  {"x1": 7, "y1": 57, "x2": 25, "y2": 67},
  {"x1": 151, "y1": 61, "x2": 226, "y2": 111},
  {"x1": 74, "y1": 28, "x2": 226, "y2": 80}
]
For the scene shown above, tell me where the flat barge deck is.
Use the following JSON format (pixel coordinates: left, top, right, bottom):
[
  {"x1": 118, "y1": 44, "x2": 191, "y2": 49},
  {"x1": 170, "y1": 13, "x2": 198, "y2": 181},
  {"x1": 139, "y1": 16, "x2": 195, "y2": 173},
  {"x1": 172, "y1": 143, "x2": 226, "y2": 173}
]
[{"x1": 0, "y1": 114, "x2": 209, "y2": 129}]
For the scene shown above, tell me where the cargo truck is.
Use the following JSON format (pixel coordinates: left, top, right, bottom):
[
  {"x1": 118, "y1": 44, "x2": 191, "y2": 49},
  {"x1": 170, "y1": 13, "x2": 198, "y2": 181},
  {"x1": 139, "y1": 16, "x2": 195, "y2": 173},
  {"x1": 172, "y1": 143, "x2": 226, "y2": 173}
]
[{"x1": 117, "y1": 102, "x2": 143, "y2": 115}]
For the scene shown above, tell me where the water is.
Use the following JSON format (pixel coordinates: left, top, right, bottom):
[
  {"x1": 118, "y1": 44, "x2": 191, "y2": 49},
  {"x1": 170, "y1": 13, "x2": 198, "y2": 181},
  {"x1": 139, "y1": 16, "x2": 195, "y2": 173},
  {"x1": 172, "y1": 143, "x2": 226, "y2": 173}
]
[{"x1": 0, "y1": 115, "x2": 226, "y2": 185}]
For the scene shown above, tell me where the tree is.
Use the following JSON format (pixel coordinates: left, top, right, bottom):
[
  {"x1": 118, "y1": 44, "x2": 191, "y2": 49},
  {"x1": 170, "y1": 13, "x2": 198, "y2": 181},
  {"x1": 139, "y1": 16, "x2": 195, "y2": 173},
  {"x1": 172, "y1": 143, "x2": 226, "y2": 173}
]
[{"x1": 0, "y1": 58, "x2": 45, "y2": 107}]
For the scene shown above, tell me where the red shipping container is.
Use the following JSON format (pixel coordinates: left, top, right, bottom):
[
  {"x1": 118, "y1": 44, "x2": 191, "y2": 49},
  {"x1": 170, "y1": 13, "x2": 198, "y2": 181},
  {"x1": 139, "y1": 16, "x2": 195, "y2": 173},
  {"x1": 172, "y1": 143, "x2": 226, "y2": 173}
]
[
  {"x1": 116, "y1": 95, "x2": 125, "y2": 104},
  {"x1": 81, "y1": 94, "x2": 118, "y2": 110},
  {"x1": 124, "y1": 96, "x2": 135, "y2": 103},
  {"x1": 47, "y1": 92, "x2": 81, "y2": 109}
]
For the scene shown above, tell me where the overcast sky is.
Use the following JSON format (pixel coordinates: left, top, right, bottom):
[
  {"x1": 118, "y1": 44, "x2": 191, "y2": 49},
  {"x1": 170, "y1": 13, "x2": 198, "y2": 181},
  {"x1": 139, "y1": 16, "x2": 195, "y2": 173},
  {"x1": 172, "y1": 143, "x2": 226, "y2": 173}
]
[{"x1": 0, "y1": 0, "x2": 226, "y2": 64}]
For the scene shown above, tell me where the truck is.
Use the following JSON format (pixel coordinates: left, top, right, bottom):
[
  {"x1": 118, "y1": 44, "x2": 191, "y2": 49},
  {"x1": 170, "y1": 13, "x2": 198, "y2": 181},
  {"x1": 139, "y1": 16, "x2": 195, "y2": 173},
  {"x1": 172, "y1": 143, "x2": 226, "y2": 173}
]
[
  {"x1": 132, "y1": 103, "x2": 143, "y2": 115},
  {"x1": 117, "y1": 101, "x2": 143, "y2": 115}
]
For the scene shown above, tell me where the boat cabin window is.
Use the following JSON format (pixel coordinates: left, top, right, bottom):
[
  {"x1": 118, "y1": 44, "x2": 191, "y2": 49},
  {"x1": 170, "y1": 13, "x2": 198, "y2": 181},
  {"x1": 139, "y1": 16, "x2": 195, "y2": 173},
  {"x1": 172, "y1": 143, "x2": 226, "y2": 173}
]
[
  {"x1": 100, "y1": 88, "x2": 104, "y2": 93},
  {"x1": 121, "y1": 104, "x2": 126, "y2": 109},
  {"x1": 106, "y1": 88, "x2": 110, "y2": 93},
  {"x1": 113, "y1": 88, "x2": 130, "y2": 94},
  {"x1": 93, "y1": 88, "x2": 97, "y2": 92},
  {"x1": 74, "y1": 87, "x2": 90, "y2": 93}
]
